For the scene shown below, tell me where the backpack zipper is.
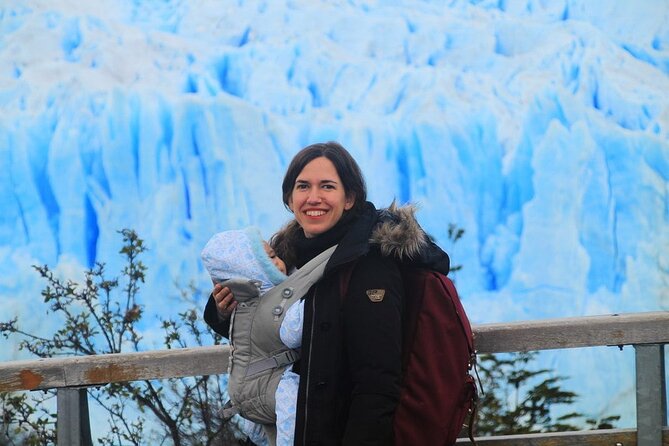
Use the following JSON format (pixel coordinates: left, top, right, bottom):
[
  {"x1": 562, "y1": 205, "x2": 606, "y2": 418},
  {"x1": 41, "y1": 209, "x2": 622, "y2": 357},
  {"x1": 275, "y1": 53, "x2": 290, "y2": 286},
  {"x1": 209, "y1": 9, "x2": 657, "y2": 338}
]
[{"x1": 301, "y1": 285, "x2": 317, "y2": 444}]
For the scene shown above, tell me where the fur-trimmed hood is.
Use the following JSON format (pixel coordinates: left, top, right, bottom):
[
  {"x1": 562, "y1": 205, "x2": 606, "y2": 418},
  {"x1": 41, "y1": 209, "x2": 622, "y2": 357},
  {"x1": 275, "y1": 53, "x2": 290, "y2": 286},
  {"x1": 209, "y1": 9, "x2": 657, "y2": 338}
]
[
  {"x1": 371, "y1": 202, "x2": 450, "y2": 274},
  {"x1": 371, "y1": 202, "x2": 429, "y2": 260}
]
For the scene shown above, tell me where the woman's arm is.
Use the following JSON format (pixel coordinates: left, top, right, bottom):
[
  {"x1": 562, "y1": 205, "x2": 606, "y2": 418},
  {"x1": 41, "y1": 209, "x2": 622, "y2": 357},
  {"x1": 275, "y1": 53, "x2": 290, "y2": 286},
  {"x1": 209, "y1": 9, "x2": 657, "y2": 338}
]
[{"x1": 341, "y1": 253, "x2": 404, "y2": 444}]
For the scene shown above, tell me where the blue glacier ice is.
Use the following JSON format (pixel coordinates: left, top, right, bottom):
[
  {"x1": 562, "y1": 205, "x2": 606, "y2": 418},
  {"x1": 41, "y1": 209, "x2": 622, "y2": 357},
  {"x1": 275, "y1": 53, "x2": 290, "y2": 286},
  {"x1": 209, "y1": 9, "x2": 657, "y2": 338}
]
[{"x1": 1, "y1": 0, "x2": 668, "y2": 431}]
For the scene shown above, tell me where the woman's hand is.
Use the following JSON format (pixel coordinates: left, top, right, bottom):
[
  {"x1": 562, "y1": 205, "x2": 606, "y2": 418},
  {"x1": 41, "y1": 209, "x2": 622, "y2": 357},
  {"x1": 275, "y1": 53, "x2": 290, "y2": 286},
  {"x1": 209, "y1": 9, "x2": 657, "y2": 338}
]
[{"x1": 212, "y1": 283, "x2": 238, "y2": 320}]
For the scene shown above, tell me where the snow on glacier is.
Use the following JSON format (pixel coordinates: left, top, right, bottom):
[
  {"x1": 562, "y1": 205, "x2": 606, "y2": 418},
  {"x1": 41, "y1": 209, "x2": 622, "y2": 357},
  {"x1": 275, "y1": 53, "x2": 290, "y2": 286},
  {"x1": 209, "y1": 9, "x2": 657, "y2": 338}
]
[{"x1": 1, "y1": 0, "x2": 668, "y2": 429}]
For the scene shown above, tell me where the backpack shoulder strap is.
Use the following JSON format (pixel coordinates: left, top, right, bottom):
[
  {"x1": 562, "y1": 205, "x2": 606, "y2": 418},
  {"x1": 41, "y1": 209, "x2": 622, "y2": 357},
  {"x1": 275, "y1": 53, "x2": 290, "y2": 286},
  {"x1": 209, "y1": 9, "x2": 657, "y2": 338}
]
[{"x1": 337, "y1": 260, "x2": 358, "y2": 300}]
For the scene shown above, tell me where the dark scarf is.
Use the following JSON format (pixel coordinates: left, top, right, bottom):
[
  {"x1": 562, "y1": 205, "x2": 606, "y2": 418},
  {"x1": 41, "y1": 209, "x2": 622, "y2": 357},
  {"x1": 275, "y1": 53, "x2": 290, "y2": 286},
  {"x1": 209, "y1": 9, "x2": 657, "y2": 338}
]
[{"x1": 293, "y1": 210, "x2": 357, "y2": 268}]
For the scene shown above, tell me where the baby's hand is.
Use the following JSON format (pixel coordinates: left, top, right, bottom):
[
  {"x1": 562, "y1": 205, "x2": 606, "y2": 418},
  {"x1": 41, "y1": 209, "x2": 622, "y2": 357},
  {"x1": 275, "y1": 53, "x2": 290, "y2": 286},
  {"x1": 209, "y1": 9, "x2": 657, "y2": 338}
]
[{"x1": 212, "y1": 283, "x2": 238, "y2": 320}]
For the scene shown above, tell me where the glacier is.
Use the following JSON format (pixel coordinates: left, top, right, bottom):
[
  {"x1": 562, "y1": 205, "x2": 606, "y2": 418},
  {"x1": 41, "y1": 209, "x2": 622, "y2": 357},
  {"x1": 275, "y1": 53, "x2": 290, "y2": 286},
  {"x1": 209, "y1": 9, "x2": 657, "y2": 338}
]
[{"x1": 1, "y1": 0, "x2": 668, "y2": 430}]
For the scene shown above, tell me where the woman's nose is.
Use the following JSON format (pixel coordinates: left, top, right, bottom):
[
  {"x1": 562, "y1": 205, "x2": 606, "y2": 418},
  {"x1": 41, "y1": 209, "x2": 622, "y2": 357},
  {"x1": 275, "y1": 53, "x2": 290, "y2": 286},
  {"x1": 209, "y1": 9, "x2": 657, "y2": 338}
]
[{"x1": 306, "y1": 188, "x2": 321, "y2": 203}]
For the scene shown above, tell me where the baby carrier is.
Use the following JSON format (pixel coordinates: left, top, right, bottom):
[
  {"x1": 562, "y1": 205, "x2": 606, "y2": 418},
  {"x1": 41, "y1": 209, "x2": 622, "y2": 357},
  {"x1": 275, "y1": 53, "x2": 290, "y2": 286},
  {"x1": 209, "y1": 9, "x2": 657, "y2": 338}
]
[{"x1": 223, "y1": 245, "x2": 338, "y2": 435}]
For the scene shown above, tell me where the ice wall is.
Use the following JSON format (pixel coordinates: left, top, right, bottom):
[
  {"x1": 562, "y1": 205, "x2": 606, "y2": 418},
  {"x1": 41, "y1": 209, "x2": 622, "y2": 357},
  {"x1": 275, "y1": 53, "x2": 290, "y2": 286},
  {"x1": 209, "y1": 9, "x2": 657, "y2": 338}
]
[{"x1": 1, "y1": 0, "x2": 668, "y2": 428}]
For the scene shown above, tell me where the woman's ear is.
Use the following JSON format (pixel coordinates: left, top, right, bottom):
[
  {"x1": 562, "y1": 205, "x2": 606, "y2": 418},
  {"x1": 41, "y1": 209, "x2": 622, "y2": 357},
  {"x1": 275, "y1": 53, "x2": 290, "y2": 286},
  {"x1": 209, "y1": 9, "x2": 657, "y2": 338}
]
[{"x1": 344, "y1": 194, "x2": 355, "y2": 210}]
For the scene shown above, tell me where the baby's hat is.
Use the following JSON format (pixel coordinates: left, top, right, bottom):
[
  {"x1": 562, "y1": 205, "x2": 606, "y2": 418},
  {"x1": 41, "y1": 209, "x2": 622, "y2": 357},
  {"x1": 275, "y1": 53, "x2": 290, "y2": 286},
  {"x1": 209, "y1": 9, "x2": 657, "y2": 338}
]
[{"x1": 201, "y1": 226, "x2": 286, "y2": 293}]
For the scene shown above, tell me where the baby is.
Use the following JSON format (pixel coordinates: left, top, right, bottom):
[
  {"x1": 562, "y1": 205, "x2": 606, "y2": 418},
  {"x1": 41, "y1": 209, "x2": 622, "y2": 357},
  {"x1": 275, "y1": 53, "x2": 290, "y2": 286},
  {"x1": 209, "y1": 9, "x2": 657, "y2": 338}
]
[{"x1": 201, "y1": 227, "x2": 301, "y2": 446}]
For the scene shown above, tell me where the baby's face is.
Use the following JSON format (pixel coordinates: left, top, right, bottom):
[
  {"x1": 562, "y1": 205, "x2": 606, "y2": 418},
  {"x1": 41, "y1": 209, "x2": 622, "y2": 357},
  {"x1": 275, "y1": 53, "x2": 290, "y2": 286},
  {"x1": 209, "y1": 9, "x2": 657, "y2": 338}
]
[{"x1": 263, "y1": 242, "x2": 287, "y2": 275}]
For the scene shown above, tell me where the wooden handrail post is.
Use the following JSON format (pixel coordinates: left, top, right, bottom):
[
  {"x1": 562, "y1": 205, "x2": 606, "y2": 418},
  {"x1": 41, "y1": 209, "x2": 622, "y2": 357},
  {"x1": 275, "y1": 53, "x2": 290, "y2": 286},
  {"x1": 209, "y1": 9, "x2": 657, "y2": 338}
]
[
  {"x1": 635, "y1": 344, "x2": 667, "y2": 446},
  {"x1": 56, "y1": 388, "x2": 93, "y2": 446}
]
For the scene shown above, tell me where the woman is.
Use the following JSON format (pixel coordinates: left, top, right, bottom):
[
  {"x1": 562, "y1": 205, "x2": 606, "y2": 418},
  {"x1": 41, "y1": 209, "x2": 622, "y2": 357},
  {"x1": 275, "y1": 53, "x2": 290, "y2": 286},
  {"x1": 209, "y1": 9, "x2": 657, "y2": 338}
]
[{"x1": 204, "y1": 142, "x2": 450, "y2": 445}]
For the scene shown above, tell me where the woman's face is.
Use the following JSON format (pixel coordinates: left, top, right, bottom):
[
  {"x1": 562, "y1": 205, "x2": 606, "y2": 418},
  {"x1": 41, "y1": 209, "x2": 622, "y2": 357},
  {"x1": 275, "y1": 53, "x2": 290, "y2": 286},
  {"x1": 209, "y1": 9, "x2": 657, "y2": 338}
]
[{"x1": 289, "y1": 156, "x2": 354, "y2": 238}]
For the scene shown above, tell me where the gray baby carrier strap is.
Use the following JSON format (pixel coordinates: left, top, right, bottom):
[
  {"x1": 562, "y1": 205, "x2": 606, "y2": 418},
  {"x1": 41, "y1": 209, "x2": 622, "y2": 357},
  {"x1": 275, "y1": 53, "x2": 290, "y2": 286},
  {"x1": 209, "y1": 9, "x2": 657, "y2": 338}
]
[{"x1": 225, "y1": 245, "x2": 337, "y2": 428}]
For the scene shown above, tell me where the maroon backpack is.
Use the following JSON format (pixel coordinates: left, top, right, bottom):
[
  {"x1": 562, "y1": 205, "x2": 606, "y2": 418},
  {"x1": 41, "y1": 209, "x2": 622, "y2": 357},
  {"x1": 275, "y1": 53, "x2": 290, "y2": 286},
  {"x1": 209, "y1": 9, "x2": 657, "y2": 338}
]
[
  {"x1": 342, "y1": 264, "x2": 478, "y2": 445},
  {"x1": 393, "y1": 266, "x2": 477, "y2": 445}
]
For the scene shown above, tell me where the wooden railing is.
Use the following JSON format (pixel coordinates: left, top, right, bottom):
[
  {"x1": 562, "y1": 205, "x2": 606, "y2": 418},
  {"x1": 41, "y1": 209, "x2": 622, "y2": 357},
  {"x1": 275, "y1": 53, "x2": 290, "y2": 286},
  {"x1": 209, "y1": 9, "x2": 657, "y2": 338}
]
[{"x1": 1, "y1": 311, "x2": 667, "y2": 445}]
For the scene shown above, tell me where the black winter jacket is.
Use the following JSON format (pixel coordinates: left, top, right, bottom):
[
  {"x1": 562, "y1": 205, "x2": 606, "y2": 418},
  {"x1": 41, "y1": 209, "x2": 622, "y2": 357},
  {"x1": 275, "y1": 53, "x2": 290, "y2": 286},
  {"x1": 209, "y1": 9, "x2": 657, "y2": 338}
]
[{"x1": 204, "y1": 202, "x2": 450, "y2": 445}]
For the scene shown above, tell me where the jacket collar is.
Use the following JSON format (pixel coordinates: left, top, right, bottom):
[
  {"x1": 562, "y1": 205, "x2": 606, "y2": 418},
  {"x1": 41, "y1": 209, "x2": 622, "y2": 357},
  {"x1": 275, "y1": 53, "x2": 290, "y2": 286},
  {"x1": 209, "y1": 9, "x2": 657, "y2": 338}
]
[
  {"x1": 324, "y1": 201, "x2": 379, "y2": 274},
  {"x1": 281, "y1": 200, "x2": 451, "y2": 277}
]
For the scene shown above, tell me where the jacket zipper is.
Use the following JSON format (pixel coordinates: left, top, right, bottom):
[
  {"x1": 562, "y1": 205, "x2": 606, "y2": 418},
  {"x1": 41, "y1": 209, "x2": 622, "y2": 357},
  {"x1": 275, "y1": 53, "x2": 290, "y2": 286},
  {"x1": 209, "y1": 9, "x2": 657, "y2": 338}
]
[{"x1": 302, "y1": 285, "x2": 317, "y2": 444}]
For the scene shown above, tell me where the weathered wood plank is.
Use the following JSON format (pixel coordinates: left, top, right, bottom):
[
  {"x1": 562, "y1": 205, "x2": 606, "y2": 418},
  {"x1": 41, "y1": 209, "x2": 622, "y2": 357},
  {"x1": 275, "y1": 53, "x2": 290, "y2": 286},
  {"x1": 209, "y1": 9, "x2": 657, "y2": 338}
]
[
  {"x1": 474, "y1": 311, "x2": 669, "y2": 353},
  {"x1": 0, "y1": 360, "x2": 66, "y2": 392},
  {"x1": 0, "y1": 345, "x2": 230, "y2": 392},
  {"x1": 1, "y1": 312, "x2": 668, "y2": 392},
  {"x1": 456, "y1": 427, "x2": 669, "y2": 445}
]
